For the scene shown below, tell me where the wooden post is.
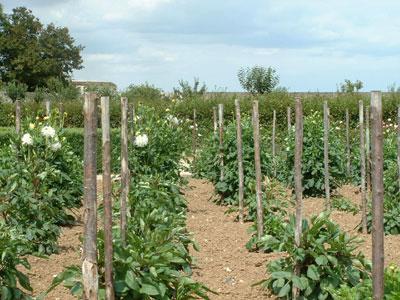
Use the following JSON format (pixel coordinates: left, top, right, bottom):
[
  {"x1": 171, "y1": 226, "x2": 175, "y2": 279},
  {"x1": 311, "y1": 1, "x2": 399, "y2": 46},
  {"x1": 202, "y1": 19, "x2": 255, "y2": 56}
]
[
  {"x1": 234, "y1": 99, "x2": 244, "y2": 223},
  {"x1": 323, "y1": 101, "x2": 331, "y2": 210},
  {"x1": 59, "y1": 102, "x2": 64, "y2": 128},
  {"x1": 359, "y1": 101, "x2": 367, "y2": 233},
  {"x1": 82, "y1": 93, "x2": 98, "y2": 300},
  {"x1": 45, "y1": 99, "x2": 51, "y2": 116},
  {"x1": 120, "y1": 97, "x2": 129, "y2": 246},
  {"x1": 101, "y1": 97, "x2": 115, "y2": 300},
  {"x1": 272, "y1": 110, "x2": 277, "y2": 177},
  {"x1": 397, "y1": 106, "x2": 400, "y2": 189},
  {"x1": 287, "y1": 106, "x2": 291, "y2": 133},
  {"x1": 15, "y1": 100, "x2": 21, "y2": 134},
  {"x1": 292, "y1": 96, "x2": 304, "y2": 298},
  {"x1": 252, "y1": 100, "x2": 264, "y2": 239},
  {"x1": 213, "y1": 106, "x2": 218, "y2": 136},
  {"x1": 218, "y1": 104, "x2": 224, "y2": 182},
  {"x1": 192, "y1": 109, "x2": 197, "y2": 156},
  {"x1": 370, "y1": 91, "x2": 384, "y2": 300},
  {"x1": 346, "y1": 109, "x2": 351, "y2": 176},
  {"x1": 366, "y1": 106, "x2": 371, "y2": 192}
]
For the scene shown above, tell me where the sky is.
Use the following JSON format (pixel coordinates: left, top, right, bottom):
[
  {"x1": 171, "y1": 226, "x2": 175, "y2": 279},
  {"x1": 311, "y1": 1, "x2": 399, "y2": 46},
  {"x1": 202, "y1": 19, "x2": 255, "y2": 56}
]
[{"x1": 3, "y1": 0, "x2": 400, "y2": 92}]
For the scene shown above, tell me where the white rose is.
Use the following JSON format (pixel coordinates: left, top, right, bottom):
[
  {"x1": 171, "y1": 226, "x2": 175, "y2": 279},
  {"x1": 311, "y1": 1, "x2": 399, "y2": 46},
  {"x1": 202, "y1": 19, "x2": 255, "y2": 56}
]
[
  {"x1": 21, "y1": 133, "x2": 33, "y2": 145},
  {"x1": 134, "y1": 134, "x2": 148, "y2": 147},
  {"x1": 41, "y1": 126, "x2": 56, "y2": 138},
  {"x1": 51, "y1": 142, "x2": 61, "y2": 151}
]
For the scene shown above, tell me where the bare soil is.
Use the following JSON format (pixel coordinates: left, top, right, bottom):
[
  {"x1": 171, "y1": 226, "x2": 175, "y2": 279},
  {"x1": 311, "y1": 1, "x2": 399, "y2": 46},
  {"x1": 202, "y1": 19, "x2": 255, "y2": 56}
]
[
  {"x1": 27, "y1": 177, "x2": 400, "y2": 299},
  {"x1": 185, "y1": 178, "x2": 279, "y2": 300}
]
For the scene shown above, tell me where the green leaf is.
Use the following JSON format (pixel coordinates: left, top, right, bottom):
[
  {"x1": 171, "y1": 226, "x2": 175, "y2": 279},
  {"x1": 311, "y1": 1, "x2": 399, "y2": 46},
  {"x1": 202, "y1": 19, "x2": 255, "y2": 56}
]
[
  {"x1": 139, "y1": 284, "x2": 159, "y2": 296},
  {"x1": 307, "y1": 265, "x2": 320, "y2": 281}
]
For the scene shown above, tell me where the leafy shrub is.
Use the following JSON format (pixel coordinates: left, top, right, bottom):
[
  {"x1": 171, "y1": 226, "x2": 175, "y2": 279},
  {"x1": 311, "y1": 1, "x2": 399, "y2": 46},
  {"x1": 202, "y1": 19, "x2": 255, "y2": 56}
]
[
  {"x1": 332, "y1": 196, "x2": 359, "y2": 215},
  {"x1": 330, "y1": 264, "x2": 400, "y2": 299},
  {"x1": 262, "y1": 213, "x2": 371, "y2": 299},
  {"x1": 0, "y1": 116, "x2": 82, "y2": 254},
  {"x1": 284, "y1": 111, "x2": 347, "y2": 197},
  {"x1": 0, "y1": 223, "x2": 33, "y2": 299}
]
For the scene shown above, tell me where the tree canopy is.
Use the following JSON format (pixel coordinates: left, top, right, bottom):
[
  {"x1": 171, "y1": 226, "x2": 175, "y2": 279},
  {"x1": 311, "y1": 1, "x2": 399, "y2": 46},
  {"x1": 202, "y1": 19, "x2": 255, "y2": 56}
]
[
  {"x1": 0, "y1": 6, "x2": 83, "y2": 90},
  {"x1": 237, "y1": 65, "x2": 279, "y2": 95}
]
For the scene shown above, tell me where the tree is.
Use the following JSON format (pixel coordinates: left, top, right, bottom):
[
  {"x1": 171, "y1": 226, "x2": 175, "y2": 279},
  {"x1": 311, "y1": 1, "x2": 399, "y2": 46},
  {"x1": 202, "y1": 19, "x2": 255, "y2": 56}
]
[
  {"x1": 173, "y1": 77, "x2": 207, "y2": 99},
  {"x1": 5, "y1": 81, "x2": 27, "y2": 102},
  {"x1": 0, "y1": 7, "x2": 83, "y2": 90},
  {"x1": 237, "y1": 66, "x2": 279, "y2": 95},
  {"x1": 338, "y1": 79, "x2": 363, "y2": 93},
  {"x1": 123, "y1": 82, "x2": 163, "y2": 102}
]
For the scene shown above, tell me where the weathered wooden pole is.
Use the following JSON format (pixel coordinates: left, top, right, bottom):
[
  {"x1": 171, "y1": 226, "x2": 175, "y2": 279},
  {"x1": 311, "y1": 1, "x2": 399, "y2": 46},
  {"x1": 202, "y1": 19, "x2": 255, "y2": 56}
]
[
  {"x1": 370, "y1": 91, "x2": 384, "y2": 300},
  {"x1": 213, "y1": 106, "x2": 218, "y2": 136},
  {"x1": 59, "y1": 102, "x2": 64, "y2": 128},
  {"x1": 218, "y1": 104, "x2": 224, "y2": 182},
  {"x1": 192, "y1": 109, "x2": 197, "y2": 156},
  {"x1": 82, "y1": 93, "x2": 98, "y2": 300},
  {"x1": 323, "y1": 101, "x2": 331, "y2": 210},
  {"x1": 272, "y1": 109, "x2": 277, "y2": 177},
  {"x1": 252, "y1": 100, "x2": 264, "y2": 239},
  {"x1": 15, "y1": 100, "x2": 21, "y2": 134},
  {"x1": 100, "y1": 96, "x2": 115, "y2": 300},
  {"x1": 397, "y1": 106, "x2": 400, "y2": 189},
  {"x1": 45, "y1": 99, "x2": 51, "y2": 116},
  {"x1": 366, "y1": 106, "x2": 371, "y2": 192},
  {"x1": 234, "y1": 99, "x2": 244, "y2": 223},
  {"x1": 120, "y1": 97, "x2": 129, "y2": 246},
  {"x1": 292, "y1": 96, "x2": 304, "y2": 298},
  {"x1": 287, "y1": 106, "x2": 291, "y2": 133},
  {"x1": 359, "y1": 101, "x2": 367, "y2": 233},
  {"x1": 346, "y1": 109, "x2": 351, "y2": 176}
]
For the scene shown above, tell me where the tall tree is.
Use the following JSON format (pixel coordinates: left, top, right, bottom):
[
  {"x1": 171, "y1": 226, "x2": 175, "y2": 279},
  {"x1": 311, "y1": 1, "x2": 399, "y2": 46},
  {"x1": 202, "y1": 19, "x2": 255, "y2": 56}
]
[{"x1": 0, "y1": 7, "x2": 83, "y2": 90}]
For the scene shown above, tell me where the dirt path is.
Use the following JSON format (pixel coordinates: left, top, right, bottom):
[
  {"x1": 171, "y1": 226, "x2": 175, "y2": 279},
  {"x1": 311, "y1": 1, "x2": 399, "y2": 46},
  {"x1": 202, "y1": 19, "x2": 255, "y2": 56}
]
[{"x1": 185, "y1": 178, "x2": 279, "y2": 300}]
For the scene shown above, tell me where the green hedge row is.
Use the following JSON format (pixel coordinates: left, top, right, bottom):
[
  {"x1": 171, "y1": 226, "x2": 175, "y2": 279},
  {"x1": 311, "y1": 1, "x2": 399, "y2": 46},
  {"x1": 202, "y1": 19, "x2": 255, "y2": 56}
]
[
  {"x1": 0, "y1": 127, "x2": 122, "y2": 172},
  {"x1": 1, "y1": 92, "x2": 399, "y2": 129}
]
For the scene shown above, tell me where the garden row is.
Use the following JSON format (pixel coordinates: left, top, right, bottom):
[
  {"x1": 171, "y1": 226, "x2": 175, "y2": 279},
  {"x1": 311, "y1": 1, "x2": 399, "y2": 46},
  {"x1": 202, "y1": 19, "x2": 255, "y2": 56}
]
[
  {"x1": 192, "y1": 93, "x2": 400, "y2": 299},
  {"x1": 1, "y1": 91, "x2": 400, "y2": 129},
  {"x1": 0, "y1": 96, "x2": 208, "y2": 299}
]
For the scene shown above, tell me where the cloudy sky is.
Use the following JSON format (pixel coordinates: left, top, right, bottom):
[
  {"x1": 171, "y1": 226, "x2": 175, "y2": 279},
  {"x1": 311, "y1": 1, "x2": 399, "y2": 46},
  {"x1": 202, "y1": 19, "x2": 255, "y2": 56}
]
[{"x1": 3, "y1": 0, "x2": 400, "y2": 91}]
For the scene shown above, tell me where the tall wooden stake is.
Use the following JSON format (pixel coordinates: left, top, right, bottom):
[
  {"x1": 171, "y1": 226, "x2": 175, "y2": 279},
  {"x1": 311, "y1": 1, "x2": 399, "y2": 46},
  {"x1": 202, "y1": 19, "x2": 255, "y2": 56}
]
[
  {"x1": 45, "y1": 99, "x2": 51, "y2": 116},
  {"x1": 272, "y1": 110, "x2": 277, "y2": 177},
  {"x1": 346, "y1": 109, "x2": 351, "y2": 176},
  {"x1": 323, "y1": 101, "x2": 331, "y2": 210},
  {"x1": 397, "y1": 106, "x2": 400, "y2": 189},
  {"x1": 15, "y1": 100, "x2": 21, "y2": 134},
  {"x1": 192, "y1": 109, "x2": 197, "y2": 156},
  {"x1": 213, "y1": 106, "x2": 218, "y2": 136},
  {"x1": 120, "y1": 97, "x2": 129, "y2": 246},
  {"x1": 366, "y1": 106, "x2": 371, "y2": 192},
  {"x1": 234, "y1": 99, "x2": 244, "y2": 223},
  {"x1": 218, "y1": 104, "x2": 224, "y2": 182},
  {"x1": 82, "y1": 93, "x2": 98, "y2": 300},
  {"x1": 101, "y1": 97, "x2": 115, "y2": 300},
  {"x1": 359, "y1": 101, "x2": 367, "y2": 233},
  {"x1": 59, "y1": 102, "x2": 64, "y2": 128},
  {"x1": 292, "y1": 96, "x2": 304, "y2": 298},
  {"x1": 252, "y1": 100, "x2": 264, "y2": 239},
  {"x1": 287, "y1": 106, "x2": 291, "y2": 133},
  {"x1": 371, "y1": 91, "x2": 384, "y2": 300}
]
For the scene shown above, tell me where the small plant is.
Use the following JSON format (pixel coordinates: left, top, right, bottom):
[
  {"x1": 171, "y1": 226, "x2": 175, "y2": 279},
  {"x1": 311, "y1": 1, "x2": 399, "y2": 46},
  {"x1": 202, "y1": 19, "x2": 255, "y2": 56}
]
[
  {"x1": 261, "y1": 213, "x2": 371, "y2": 299},
  {"x1": 33, "y1": 86, "x2": 47, "y2": 103},
  {"x1": 173, "y1": 78, "x2": 207, "y2": 99},
  {"x1": 332, "y1": 196, "x2": 359, "y2": 215}
]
